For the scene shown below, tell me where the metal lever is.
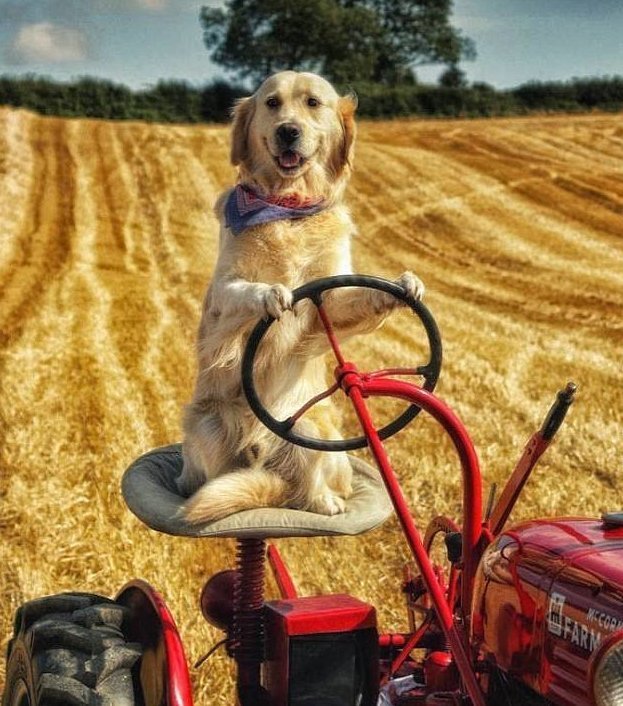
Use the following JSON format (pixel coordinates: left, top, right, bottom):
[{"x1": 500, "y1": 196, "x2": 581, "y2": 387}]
[
  {"x1": 540, "y1": 382, "x2": 577, "y2": 441},
  {"x1": 489, "y1": 382, "x2": 577, "y2": 536}
]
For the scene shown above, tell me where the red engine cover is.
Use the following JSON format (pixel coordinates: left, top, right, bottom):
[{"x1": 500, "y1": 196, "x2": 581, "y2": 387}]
[
  {"x1": 263, "y1": 594, "x2": 379, "y2": 706},
  {"x1": 472, "y1": 518, "x2": 623, "y2": 706}
]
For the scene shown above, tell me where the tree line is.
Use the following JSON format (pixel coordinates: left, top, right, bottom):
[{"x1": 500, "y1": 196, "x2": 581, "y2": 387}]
[
  {"x1": 1, "y1": 74, "x2": 622, "y2": 123},
  {"x1": 0, "y1": 76, "x2": 241, "y2": 123}
]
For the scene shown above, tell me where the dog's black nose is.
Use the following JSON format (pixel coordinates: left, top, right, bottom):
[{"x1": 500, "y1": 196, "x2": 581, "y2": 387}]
[{"x1": 276, "y1": 123, "x2": 301, "y2": 146}]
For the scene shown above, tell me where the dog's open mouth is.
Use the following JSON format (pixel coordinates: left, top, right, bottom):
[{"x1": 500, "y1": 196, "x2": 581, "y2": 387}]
[{"x1": 276, "y1": 150, "x2": 306, "y2": 172}]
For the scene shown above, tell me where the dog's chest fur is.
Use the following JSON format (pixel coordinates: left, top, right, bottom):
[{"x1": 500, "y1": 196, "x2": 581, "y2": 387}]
[
  {"x1": 193, "y1": 205, "x2": 354, "y2": 407},
  {"x1": 226, "y1": 206, "x2": 354, "y2": 287}
]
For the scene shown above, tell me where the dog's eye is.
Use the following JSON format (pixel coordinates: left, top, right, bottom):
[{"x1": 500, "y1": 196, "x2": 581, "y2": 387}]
[
  {"x1": 266, "y1": 97, "x2": 280, "y2": 109},
  {"x1": 307, "y1": 97, "x2": 319, "y2": 107}
]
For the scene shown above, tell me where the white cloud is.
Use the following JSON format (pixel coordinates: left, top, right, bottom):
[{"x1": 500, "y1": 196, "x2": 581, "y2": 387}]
[
  {"x1": 8, "y1": 22, "x2": 89, "y2": 64},
  {"x1": 452, "y1": 15, "x2": 500, "y2": 34},
  {"x1": 135, "y1": 0, "x2": 168, "y2": 10}
]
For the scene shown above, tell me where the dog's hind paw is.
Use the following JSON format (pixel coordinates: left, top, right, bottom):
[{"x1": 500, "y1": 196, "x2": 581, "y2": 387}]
[
  {"x1": 309, "y1": 492, "x2": 346, "y2": 516},
  {"x1": 262, "y1": 283, "x2": 293, "y2": 320}
]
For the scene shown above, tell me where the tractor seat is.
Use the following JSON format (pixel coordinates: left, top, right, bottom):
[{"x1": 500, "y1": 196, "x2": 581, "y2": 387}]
[{"x1": 122, "y1": 444, "x2": 393, "y2": 539}]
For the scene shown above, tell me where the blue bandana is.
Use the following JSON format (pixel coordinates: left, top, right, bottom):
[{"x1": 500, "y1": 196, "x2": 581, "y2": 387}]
[{"x1": 225, "y1": 185, "x2": 326, "y2": 236}]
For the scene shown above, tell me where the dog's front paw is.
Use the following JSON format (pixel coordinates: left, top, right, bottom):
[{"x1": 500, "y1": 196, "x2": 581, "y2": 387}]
[
  {"x1": 368, "y1": 271, "x2": 425, "y2": 312},
  {"x1": 262, "y1": 283, "x2": 293, "y2": 320},
  {"x1": 309, "y1": 492, "x2": 346, "y2": 516},
  {"x1": 397, "y1": 271, "x2": 425, "y2": 302}
]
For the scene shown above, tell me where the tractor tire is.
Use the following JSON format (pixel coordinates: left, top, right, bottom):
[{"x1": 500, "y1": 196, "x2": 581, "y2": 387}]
[{"x1": 2, "y1": 592, "x2": 143, "y2": 706}]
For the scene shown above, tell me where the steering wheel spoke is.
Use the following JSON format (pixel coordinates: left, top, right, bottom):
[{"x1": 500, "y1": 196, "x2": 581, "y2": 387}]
[
  {"x1": 366, "y1": 366, "x2": 429, "y2": 380},
  {"x1": 242, "y1": 275, "x2": 442, "y2": 451},
  {"x1": 283, "y1": 381, "x2": 341, "y2": 426},
  {"x1": 315, "y1": 302, "x2": 347, "y2": 367}
]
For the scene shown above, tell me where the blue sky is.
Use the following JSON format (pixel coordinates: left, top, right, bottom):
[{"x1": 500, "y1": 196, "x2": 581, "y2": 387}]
[{"x1": 1, "y1": 0, "x2": 622, "y2": 90}]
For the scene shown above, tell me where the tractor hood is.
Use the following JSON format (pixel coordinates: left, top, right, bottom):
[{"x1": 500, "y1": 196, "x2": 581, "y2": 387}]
[
  {"x1": 509, "y1": 517, "x2": 623, "y2": 586},
  {"x1": 472, "y1": 517, "x2": 623, "y2": 706}
]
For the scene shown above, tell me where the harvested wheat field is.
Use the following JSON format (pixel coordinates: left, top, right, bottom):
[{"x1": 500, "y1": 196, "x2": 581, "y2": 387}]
[{"x1": 1, "y1": 106, "x2": 622, "y2": 702}]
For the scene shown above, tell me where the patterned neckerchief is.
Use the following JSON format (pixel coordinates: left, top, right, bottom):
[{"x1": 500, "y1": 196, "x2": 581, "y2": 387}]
[{"x1": 225, "y1": 184, "x2": 326, "y2": 236}]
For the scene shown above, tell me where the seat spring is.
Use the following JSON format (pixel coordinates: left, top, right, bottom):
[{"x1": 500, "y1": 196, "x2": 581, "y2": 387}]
[{"x1": 230, "y1": 538, "x2": 266, "y2": 664}]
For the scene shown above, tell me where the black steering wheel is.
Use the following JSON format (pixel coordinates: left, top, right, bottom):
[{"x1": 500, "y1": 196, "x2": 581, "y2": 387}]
[{"x1": 241, "y1": 274, "x2": 442, "y2": 451}]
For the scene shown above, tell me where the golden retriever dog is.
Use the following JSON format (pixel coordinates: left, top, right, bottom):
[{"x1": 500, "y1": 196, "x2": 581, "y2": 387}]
[{"x1": 178, "y1": 70, "x2": 423, "y2": 524}]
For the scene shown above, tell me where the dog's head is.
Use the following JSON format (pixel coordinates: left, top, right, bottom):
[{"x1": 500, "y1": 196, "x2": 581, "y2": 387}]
[{"x1": 231, "y1": 71, "x2": 357, "y2": 199}]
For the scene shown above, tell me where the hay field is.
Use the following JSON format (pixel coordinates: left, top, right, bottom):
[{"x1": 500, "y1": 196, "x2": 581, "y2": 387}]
[{"x1": 1, "y1": 107, "x2": 622, "y2": 702}]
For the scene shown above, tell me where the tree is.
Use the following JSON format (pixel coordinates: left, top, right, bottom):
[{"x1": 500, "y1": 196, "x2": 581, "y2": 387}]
[
  {"x1": 200, "y1": 0, "x2": 475, "y2": 86},
  {"x1": 361, "y1": 0, "x2": 475, "y2": 83},
  {"x1": 439, "y1": 63, "x2": 467, "y2": 88}
]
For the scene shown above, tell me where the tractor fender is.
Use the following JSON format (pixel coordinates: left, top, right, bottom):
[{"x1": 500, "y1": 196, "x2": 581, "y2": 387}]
[{"x1": 116, "y1": 579, "x2": 194, "y2": 706}]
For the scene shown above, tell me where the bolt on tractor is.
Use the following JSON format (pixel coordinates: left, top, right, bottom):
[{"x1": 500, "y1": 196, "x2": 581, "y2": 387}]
[{"x1": 3, "y1": 274, "x2": 623, "y2": 706}]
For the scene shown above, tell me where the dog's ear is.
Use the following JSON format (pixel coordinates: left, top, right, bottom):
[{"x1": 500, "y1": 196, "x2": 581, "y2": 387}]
[
  {"x1": 230, "y1": 96, "x2": 256, "y2": 166},
  {"x1": 332, "y1": 93, "x2": 358, "y2": 175}
]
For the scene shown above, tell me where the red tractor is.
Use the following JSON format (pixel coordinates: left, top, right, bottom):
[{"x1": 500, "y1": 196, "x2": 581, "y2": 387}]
[{"x1": 3, "y1": 275, "x2": 622, "y2": 706}]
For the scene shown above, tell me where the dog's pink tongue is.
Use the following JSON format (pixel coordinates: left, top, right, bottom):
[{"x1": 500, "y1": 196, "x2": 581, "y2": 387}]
[{"x1": 279, "y1": 150, "x2": 301, "y2": 168}]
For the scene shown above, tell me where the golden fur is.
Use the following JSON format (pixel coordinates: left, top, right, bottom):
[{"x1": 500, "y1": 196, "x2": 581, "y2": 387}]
[{"x1": 178, "y1": 71, "x2": 423, "y2": 523}]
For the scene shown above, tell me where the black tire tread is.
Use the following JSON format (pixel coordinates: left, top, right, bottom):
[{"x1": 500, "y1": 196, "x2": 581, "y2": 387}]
[{"x1": 3, "y1": 593, "x2": 141, "y2": 706}]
